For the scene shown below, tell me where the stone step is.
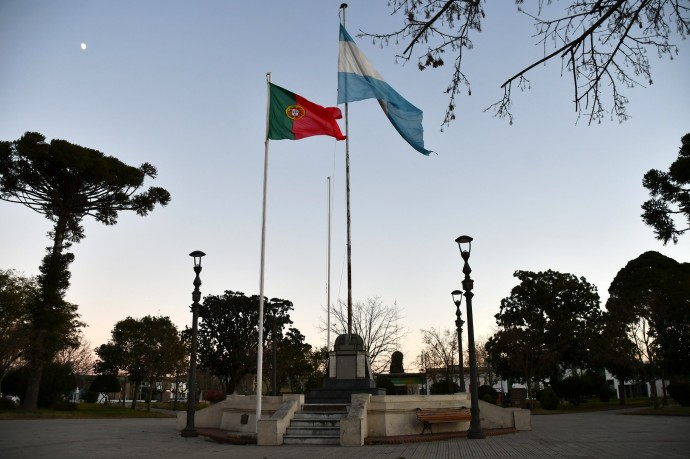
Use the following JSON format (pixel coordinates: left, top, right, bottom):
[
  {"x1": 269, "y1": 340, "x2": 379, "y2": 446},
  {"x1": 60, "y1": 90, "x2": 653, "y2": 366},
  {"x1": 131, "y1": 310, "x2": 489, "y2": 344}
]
[
  {"x1": 290, "y1": 419, "x2": 341, "y2": 428},
  {"x1": 283, "y1": 434, "x2": 340, "y2": 446},
  {"x1": 286, "y1": 426, "x2": 340, "y2": 436},
  {"x1": 281, "y1": 404, "x2": 347, "y2": 446},
  {"x1": 301, "y1": 403, "x2": 349, "y2": 412},
  {"x1": 293, "y1": 411, "x2": 346, "y2": 421}
]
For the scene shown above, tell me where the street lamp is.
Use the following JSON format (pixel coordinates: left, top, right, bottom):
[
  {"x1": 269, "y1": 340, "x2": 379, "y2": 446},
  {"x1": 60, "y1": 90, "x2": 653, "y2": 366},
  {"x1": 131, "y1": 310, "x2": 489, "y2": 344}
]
[
  {"x1": 455, "y1": 235, "x2": 485, "y2": 439},
  {"x1": 181, "y1": 250, "x2": 205, "y2": 438},
  {"x1": 451, "y1": 290, "x2": 466, "y2": 393}
]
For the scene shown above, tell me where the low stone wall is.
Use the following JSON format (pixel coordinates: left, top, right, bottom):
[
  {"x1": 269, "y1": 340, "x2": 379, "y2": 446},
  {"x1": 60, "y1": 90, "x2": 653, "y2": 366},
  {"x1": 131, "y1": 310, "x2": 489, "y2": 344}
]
[
  {"x1": 364, "y1": 393, "x2": 531, "y2": 437},
  {"x1": 257, "y1": 395, "x2": 304, "y2": 445},
  {"x1": 176, "y1": 394, "x2": 284, "y2": 432},
  {"x1": 366, "y1": 394, "x2": 471, "y2": 436},
  {"x1": 177, "y1": 392, "x2": 531, "y2": 445}
]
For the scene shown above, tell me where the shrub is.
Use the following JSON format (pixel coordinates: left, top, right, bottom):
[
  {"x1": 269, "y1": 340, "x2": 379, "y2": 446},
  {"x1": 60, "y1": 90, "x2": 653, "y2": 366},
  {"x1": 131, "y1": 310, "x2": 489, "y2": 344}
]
[
  {"x1": 430, "y1": 379, "x2": 460, "y2": 395},
  {"x1": 539, "y1": 387, "x2": 560, "y2": 410},
  {"x1": 204, "y1": 389, "x2": 226, "y2": 404},
  {"x1": 375, "y1": 375, "x2": 396, "y2": 395},
  {"x1": 0, "y1": 397, "x2": 18, "y2": 410},
  {"x1": 667, "y1": 383, "x2": 690, "y2": 407},
  {"x1": 83, "y1": 390, "x2": 99, "y2": 403},
  {"x1": 478, "y1": 385, "x2": 498, "y2": 404}
]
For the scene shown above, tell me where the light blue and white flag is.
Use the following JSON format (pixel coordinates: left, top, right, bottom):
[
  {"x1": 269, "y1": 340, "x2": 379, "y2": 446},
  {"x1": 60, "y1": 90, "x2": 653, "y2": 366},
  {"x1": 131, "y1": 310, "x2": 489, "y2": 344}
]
[{"x1": 338, "y1": 24, "x2": 432, "y2": 156}]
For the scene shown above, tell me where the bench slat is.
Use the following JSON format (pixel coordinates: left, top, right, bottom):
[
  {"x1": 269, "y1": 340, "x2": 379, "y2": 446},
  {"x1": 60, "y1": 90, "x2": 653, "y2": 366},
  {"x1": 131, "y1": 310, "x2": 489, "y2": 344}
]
[{"x1": 415, "y1": 407, "x2": 471, "y2": 435}]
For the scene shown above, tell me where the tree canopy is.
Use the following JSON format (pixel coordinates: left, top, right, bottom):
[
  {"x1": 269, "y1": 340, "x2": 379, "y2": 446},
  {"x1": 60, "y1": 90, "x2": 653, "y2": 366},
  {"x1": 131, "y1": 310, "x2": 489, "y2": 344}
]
[
  {"x1": 192, "y1": 291, "x2": 295, "y2": 395},
  {"x1": 642, "y1": 133, "x2": 690, "y2": 245},
  {"x1": 606, "y1": 251, "x2": 690, "y2": 379},
  {"x1": 364, "y1": 1, "x2": 689, "y2": 125},
  {"x1": 0, "y1": 269, "x2": 35, "y2": 390},
  {"x1": 95, "y1": 315, "x2": 186, "y2": 410},
  {"x1": 486, "y1": 270, "x2": 603, "y2": 398},
  {"x1": 0, "y1": 131, "x2": 171, "y2": 247}
]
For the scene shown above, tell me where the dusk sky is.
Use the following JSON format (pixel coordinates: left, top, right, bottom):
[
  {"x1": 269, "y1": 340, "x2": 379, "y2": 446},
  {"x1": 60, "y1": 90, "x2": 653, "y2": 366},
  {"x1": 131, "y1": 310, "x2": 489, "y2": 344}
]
[{"x1": 1, "y1": 1, "x2": 688, "y2": 372}]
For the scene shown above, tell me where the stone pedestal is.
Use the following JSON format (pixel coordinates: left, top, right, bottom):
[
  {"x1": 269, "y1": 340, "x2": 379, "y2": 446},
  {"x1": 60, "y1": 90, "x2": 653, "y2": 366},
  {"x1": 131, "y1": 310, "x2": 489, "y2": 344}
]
[{"x1": 307, "y1": 334, "x2": 385, "y2": 404}]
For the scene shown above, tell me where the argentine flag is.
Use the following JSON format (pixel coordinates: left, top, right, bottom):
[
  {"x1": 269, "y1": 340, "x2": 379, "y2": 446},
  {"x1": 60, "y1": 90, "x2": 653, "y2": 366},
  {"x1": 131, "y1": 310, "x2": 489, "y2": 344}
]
[{"x1": 338, "y1": 24, "x2": 432, "y2": 156}]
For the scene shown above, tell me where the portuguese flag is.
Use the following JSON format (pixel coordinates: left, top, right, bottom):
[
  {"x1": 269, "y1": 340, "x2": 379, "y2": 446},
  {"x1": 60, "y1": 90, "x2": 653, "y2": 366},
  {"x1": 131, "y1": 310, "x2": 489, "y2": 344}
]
[{"x1": 267, "y1": 83, "x2": 345, "y2": 141}]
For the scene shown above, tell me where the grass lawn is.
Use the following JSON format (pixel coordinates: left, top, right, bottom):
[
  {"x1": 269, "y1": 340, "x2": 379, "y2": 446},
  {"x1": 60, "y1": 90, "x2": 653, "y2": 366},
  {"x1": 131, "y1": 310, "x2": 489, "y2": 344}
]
[
  {"x1": 0, "y1": 402, "x2": 176, "y2": 420},
  {"x1": 531, "y1": 398, "x2": 690, "y2": 416}
]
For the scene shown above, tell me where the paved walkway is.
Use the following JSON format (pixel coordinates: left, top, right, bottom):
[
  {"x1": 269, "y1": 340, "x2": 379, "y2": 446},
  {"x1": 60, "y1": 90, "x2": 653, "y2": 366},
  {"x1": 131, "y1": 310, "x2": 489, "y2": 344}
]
[{"x1": 1, "y1": 409, "x2": 689, "y2": 458}]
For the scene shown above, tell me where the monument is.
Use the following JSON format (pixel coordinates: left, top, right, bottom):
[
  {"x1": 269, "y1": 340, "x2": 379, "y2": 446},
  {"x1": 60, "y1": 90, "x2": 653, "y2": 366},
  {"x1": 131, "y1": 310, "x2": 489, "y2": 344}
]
[{"x1": 307, "y1": 334, "x2": 385, "y2": 404}]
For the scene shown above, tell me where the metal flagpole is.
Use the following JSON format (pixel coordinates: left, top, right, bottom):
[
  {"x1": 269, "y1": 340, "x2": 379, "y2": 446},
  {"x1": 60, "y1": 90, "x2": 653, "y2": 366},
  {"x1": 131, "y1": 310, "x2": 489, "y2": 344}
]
[
  {"x1": 327, "y1": 176, "x2": 332, "y2": 350},
  {"x1": 256, "y1": 72, "x2": 271, "y2": 431},
  {"x1": 340, "y1": 2, "x2": 352, "y2": 345}
]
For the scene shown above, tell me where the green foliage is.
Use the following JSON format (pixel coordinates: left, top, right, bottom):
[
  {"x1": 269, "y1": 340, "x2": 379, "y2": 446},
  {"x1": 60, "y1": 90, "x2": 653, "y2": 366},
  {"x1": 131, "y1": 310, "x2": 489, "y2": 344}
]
[
  {"x1": 667, "y1": 383, "x2": 690, "y2": 407},
  {"x1": 606, "y1": 252, "x2": 690, "y2": 379},
  {"x1": 477, "y1": 385, "x2": 498, "y2": 404},
  {"x1": 642, "y1": 133, "x2": 690, "y2": 244},
  {"x1": 3, "y1": 361, "x2": 77, "y2": 408},
  {"x1": 90, "y1": 374, "x2": 121, "y2": 393},
  {"x1": 0, "y1": 397, "x2": 18, "y2": 410},
  {"x1": 0, "y1": 269, "x2": 35, "y2": 385},
  {"x1": 390, "y1": 351, "x2": 404, "y2": 373},
  {"x1": 0, "y1": 132, "x2": 171, "y2": 243},
  {"x1": 83, "y1": 390, "x2": 99, "y2": 403},
  {"x1": 376, "y1": 375, "x2": 396, "y2": 395},
  {"x1": 486, "y1": 270, "x2": 603, "y2": 398},
  {"x1": 539, "y1": 387, "x2": 560, "y2": 410},
  {"x1": 95, "y1": 316, "x2": 186, "y2": 409},
  {"x1": 191, "y1": 291, "x2": 296, "y2": 395},
  {"x1": 429, "y1": 379, "x2": 460, "y2": 395}
]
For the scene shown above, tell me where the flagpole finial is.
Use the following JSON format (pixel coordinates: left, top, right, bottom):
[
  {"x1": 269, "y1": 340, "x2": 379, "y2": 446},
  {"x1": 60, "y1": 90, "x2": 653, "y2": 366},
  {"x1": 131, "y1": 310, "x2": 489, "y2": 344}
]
[{"x1": 340, "y1": 3, "x2": 347, "y2": 9}]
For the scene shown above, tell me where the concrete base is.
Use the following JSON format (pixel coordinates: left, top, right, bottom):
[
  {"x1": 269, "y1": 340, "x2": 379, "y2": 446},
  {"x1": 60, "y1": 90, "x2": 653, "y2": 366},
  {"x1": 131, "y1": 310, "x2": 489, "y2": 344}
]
[{"x1": 307, "y1": 334, "x2": 385, "y2": 404}]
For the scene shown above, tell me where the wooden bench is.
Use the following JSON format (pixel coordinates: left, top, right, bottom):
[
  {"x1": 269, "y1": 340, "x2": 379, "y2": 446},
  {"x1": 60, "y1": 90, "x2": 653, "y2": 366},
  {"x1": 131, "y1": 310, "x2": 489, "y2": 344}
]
[{"x1": 415, "y1": 407, "x2": 471, "y2": 435}]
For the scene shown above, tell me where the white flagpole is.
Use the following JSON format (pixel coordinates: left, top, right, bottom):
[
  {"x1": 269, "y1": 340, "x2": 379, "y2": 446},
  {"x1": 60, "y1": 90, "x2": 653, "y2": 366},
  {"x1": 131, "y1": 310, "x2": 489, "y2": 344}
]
[
  {"x1": 256, "y1": 72, "x2": 271, "y2": 430},
  {"x1": 327, "y1": 176, "x2": 332, "y2": 350}
]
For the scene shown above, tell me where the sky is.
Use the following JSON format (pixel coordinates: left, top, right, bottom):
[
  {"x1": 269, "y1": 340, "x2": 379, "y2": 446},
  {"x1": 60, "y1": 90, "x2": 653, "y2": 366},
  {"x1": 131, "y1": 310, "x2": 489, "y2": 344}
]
[{"x1": 1, "y1": 1, "x2": 688, "y2": 373}]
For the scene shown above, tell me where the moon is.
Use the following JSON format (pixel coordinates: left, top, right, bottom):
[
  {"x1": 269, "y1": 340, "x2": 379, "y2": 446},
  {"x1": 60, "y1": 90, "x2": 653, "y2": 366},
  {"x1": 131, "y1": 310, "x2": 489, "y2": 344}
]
[{"x1": 80, "y1": 43, "x2": 87, "y2": 50}]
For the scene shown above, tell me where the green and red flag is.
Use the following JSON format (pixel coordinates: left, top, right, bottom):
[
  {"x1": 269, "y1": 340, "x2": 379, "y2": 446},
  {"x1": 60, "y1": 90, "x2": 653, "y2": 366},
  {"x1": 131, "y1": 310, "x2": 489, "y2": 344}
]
[{"x1": 267, "y1": 83, "x2": 345, "y2": 141}]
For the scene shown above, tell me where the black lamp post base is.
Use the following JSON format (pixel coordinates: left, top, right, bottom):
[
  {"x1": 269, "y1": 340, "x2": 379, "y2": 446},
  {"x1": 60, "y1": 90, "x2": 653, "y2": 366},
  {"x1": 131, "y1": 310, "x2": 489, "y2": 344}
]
[
  {"x1": 180, "y1": 427, "x2": 198, "y2": 438},
  {"x1": 467, "y1": 428, "x2": 486, "y2": 439}
]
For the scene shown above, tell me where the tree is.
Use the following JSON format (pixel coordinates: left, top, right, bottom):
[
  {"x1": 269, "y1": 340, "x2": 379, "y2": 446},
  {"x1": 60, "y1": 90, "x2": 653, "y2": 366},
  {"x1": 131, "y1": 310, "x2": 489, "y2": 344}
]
[
  {"x1": 0, "y1": 131, "x2": 170, "y2": 410},
  {"x1": 320, "y1": 297, "x2": 407, "y2": 373},
  {"x1": 94, "y1": 316, "x2": 186, "y2": 410},
  {"x1": 55, "y1": 331, "x2": 94, "y2": 374},
  {"x1": 89, "y1": 374, "x2": 121, "y2": 404},
  {"x1": 606, "y1": 252, "x2": 690, "y2": 388},
  {"x1": 417, "y1": 327, "x2": 458, "y2": 393},
  {"x1": 192, "y1": 291, "x2": 294, "y2": 395},
  {"x1": 486, "y1": 270, "x2": 603, "y2": 400},
  {"x1": 0, "y1": 270, "x2": 35, "y2": 391},
  {"x1": 473, "y1": 336, "x2": 499, "y2": 387},
  {"x1": 268, "y1": 328, "x2": 325, "y2": 394},
  {"x1": 364, "y1": 1, "x2": 689, "y2": 125},
  {"x1": 642, "y1": 133, "x2": 690, "y2": 245}
]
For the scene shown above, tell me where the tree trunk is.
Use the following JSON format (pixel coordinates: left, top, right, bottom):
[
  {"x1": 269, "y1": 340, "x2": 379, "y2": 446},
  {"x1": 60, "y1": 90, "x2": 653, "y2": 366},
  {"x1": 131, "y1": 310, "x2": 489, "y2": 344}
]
[
  {"x1": 23, "y1": 217, "x2": 70, "y2": 410},
  {"x1": 22, "y1": 363, "x2": 43, "y2": 410},
  {"x1": 131, "y1": 381, "x2": 139, "y2": 410},
  {"x1": 618, "y1": 378, "x2": 626, "y2": 406},
  {"x1": 650, "y1": 375, "x2": 659, "y2": 409}
]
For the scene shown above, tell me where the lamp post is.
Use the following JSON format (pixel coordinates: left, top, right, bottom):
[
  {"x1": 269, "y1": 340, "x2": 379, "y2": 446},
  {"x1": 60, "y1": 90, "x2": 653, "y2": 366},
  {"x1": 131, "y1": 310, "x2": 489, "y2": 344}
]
[
  {"x1": 181, "y1": 250, "x2": 205, "y2": 438},
  {"x1": 455, "y1": 235, "x2": 485, "y2": 439},
  {"x1": 451, "y1": 290, "x2": 466, "y2": 393}
]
